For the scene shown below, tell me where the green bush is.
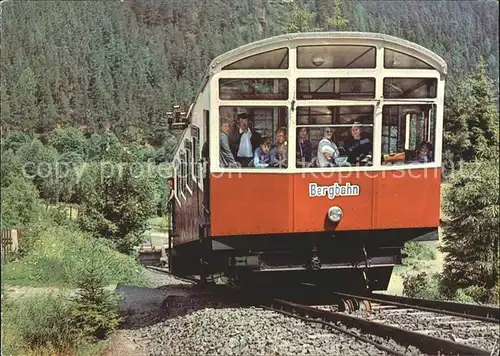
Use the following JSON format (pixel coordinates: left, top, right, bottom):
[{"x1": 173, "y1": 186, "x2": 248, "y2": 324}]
[
  {"x1": 2, "y1": 266, "x2": 122, "y2": 355},
  {"x1": 70, "y1": 261, "x2": 122, "y2": 342},
  {"x1": 403, "y1": 241, "x2": 436, "y2": 261},
  {"x1": 402, "y1": 271, "x2": 443, "y2": 300},
  {"x1": 2, "y1": 292, "x2": 79, "y2": 353},
  {"x1": 3, "y1": 224, "x2": 147, "y2": 288},
  {"x1": 454, "y1": 285, "x2": 497, "y2": 304}
]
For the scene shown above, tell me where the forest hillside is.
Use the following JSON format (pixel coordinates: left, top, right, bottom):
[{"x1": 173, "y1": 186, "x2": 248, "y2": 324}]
[{"x1": 1, "y1": 0, "x2": 498, "y2": 144}]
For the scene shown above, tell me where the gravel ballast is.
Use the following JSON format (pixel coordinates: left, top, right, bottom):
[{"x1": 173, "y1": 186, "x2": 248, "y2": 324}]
[
  {"x1": 114, "y1": 270, "x2": 401, "y2": 356},
  {"x1": 137, "y1": 306, "x2": 397, "y2": 356}
]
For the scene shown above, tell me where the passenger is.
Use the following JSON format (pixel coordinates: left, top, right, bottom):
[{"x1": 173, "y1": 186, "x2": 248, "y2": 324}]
[
  {"x1": 234, "y1": 112, "x2": 262, "y2": 167},
  {"x1": 270, "y1": 127, "x2": 288, "y2": 168},
  {"x1": 412, "y1": 141, "x2": 433, "y2": 163},
  {"x1": 320, "y1": 146, "x2": 336, "y2": 167},
  {"x1": 296, "y1": 127, "x2": 312, "y2": 167},
  {"x1": 250, "y1": 136, "x2": 272, "y2": 168},
  {"x1": 219, "y1": 118, "x2": 239, "y2": 168},
  {"x1": 344, "y1": 122, "x2": 372, "y2": 165},
  {"x1": 317, "y1": 127, "x2": 339, "y2": 167}
]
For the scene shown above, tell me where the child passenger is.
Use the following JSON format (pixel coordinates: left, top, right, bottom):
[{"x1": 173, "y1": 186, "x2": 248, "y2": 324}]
[{"x1": 250, "y1": 136, "x2": 272, "y2": 167}]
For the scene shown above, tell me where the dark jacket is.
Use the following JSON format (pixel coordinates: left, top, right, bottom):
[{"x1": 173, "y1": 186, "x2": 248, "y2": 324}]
[
  {"x1": 231, "y1": 129, "x2": 262, "y2": 158},
  {"x1": 345, "y1": 135, "x2": 372, "y2": 164},
  {"x1": 296, "y1": 139, "x2": 313, "y2": 165}
]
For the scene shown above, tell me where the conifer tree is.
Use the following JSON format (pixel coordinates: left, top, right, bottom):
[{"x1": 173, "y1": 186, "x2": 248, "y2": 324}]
[{"x1": 327, "y1": 0, "x2": 349, "y2": 31}]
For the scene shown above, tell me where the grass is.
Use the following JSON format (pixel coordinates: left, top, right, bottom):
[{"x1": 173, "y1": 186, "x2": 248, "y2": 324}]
[
  {"x1": 2, "y1": 224, "x2": 147, "y2": 288},
  {"x1": 143, "y1": 216, "x2": 170, "y2": 246},
  {"x1": 2, "y1": 288, "x2": 117, "y2": 356}
]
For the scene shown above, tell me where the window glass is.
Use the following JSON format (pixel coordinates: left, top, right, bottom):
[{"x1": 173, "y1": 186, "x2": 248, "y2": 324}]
[
  {"x1": 218, "y1": 106, "x2": 288, "y2": 169},
  {"x1": 174, "y1": 158, "x2": 180, "y2": 198},
  {"x1": 297, "y1": 46, "x2": 376, "y2": 68},
  {"x1": 179, "y1": 151, "x2": 186, "y2": 195},
  {"x1": 223, "y1": 48, "x2": 288, "y2": 70},
  {"x1": 297, "y1": 78, "x2": 375, "y2": 100},
  {"x1": 381, "y1": 105, "x2": 436, "y2": 165},
  {"x1": 296, "y1": 106, "x2": 374, "y2": 168},
  {"x1": 184, "y1": 140, "x2": 193, "y2": 190},
  {"x1": 384, "y1": 49, "x2": 433, "y2": 69},
  {"x1": 219, "y1": 79, "x2": 288, "y2": 100},
  {"x1": 384, "y1": 78, "x2": 437, "y2": 99},
  {"x1": 192, "y1": 126, "x2": 200, "y2": 182}
]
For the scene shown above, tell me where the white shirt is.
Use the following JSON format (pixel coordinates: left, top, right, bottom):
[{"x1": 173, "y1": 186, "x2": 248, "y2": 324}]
[
  {"x1": 237, "y1": 128, "x2": 253, "y2": 157},
  {"x1": 317, "y1": 138, "x2": 339, "y2": 167}
]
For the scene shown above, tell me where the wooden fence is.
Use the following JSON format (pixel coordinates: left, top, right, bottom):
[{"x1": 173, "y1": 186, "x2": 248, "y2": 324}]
[{"x1": 1, "y1": 228, "x2": 19, "y2": 261}]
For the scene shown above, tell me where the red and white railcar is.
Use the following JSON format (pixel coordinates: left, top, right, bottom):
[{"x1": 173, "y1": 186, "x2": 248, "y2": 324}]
[{"x1": 169, "y1": 32, "x2": 446, "y2": 291}]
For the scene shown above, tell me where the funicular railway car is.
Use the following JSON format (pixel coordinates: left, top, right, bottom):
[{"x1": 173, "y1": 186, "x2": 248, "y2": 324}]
[{"x1": 168, "y1": 32, "x2": 446, "y2": 292}]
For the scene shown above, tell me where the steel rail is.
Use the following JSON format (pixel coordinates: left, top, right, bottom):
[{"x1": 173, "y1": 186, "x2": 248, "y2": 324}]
[
  {"x1": 371, "y1": 292, "x2": 500, "y2": 322},
  {"x1": 335, "y1": 291, "x2": 499, "y2": 324},
  {"x1": 271, "y1": 299, "x2": 491, "y2": 356},
  {"x1": 261, "y1": 304, "x2": 406, "y2": 356}
]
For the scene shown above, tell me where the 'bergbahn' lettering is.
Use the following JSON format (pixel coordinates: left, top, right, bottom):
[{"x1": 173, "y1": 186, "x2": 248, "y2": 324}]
[{"x1": 309, "y1": 182, "x2": 360, "y2": 199}]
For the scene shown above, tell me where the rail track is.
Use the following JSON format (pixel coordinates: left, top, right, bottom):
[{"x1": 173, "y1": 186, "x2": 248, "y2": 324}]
[
  {"x1": 144, "y1": 265, "x2": 201, "y2": 284},
  {"x1": 336, "y1": 291, "x2": 500, "y2": 323},
  {"x1": 265, "y1": 298, "x2": 494, "y2": 356},
  {"x1": 138, "y1": 264, "x2": 499, "y2": 355}
]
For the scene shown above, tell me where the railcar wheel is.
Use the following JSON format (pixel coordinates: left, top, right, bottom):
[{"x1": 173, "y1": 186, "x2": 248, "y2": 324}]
[
  {"x1": 359, "y1": 300, "x2": 372, "y2": 312},
  {"x1": 350, "y1": 298, "x2": 359, "y2": 311},
  {"x1": 339, "y1": 298, "x2": 350, "y2": 312}
]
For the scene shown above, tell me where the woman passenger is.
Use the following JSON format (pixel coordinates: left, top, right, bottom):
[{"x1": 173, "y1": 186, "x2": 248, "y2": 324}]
[{"x1": 317, "y1": 127, "x2": 339, "y2": 167}]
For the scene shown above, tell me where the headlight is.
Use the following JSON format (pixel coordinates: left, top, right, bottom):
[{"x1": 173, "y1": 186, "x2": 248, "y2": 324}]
[{"x1": 327, "y1": 206, "x2": 343, "y2": 223}]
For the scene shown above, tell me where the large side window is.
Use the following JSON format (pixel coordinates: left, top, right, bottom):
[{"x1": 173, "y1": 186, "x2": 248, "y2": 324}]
[
  {"x1": 381, "y1": 105, "x2": 436, "y2": 165},
  {"x1": 296, "y1": 106, "x2": 374, "y2": 168},
  {"x1": 218, "y1": 106, "x2": 289, "y2": 169}
]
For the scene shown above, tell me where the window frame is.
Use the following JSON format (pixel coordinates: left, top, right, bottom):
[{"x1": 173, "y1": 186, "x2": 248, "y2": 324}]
[
  {"x1": 216, "y1": 105, "x2": 290, "y2": 171},
  {"x1": 381, "y1": 104, "x2": 437, "y2": 165},
  {"x1": 296, "y1": 77, "x2": 376, "y2": 100},
  {"x1": 219, "y1": 78, "x2": 289, "y2": 101},
  {"x1": 192, "y1": 125, "x2": 201, "y2": 183},
  {"x1": 184, "y1": 139, "x2": 193, "y2": 193},
  {"x1": 179, "y1": 150, "x2": 187, "y2": 198},
  {"x1": 296, "y1": 45, "x2": 377, "y2": 69},
  {"x1": 295, "y1": 105, "x2": 375, "y2": 168},
  {"x1": 210, "y1": 44, "x2": 444, "y2": 173},
  {"x1": 173, "y1": 158, "x2": 182, "y2": 203},
  {"x1": 383, "y1": 77, "x2": 437, "y2": 99}
]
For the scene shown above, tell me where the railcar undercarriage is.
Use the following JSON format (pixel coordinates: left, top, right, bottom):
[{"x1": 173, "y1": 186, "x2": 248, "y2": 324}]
[{"x1": 169, "y1": 227, "x2": 438, "y2": 292}]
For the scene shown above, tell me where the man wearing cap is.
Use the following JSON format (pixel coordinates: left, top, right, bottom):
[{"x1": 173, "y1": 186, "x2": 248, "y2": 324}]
[
  {"x1": 317, "y1": 127, "x2": 340, "y2": 167},
  {"x1": 233, "y1": 112, "x2": 261, "y2": 167}
]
